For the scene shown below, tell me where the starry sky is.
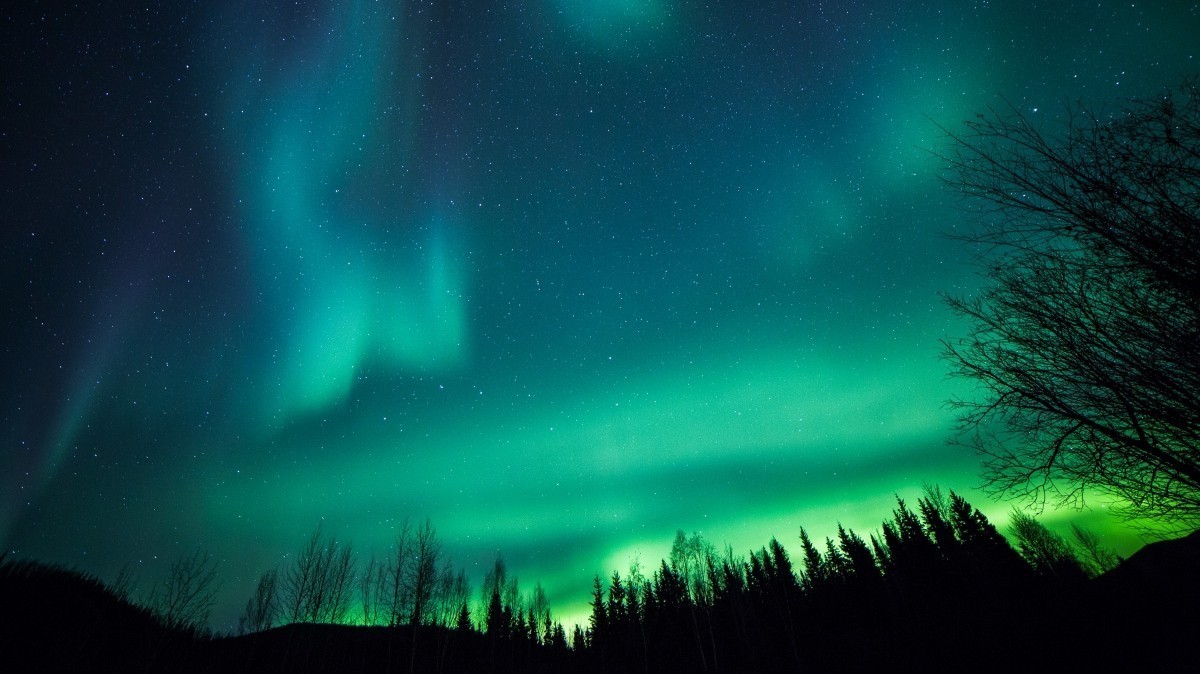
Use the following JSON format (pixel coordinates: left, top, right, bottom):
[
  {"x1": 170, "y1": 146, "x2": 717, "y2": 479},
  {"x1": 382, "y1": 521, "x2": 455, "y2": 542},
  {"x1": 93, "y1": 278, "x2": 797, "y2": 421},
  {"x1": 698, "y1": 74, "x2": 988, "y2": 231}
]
[{"x1": 3, "y1": 1, "x2": 1197, "y2": 629}]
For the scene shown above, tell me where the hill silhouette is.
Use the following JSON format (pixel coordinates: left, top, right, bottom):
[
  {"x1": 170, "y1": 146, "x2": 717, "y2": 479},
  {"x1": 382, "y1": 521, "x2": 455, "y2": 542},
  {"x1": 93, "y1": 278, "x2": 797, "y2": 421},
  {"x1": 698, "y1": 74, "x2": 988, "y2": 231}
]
[
  {"x1": 0, "y1": 557, "x2": 575, "y2": 673},
  {"x1": 0, "y1": 557, "x2": 200, "y2": 672},
  {"x1": 1088, "y1": 530, "x2": 1200, "y2": 667}
]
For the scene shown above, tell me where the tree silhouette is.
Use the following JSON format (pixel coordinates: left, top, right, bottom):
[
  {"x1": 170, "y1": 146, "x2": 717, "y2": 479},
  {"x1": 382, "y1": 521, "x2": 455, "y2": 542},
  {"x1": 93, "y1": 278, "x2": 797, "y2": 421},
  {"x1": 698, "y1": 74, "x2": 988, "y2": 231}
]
[
  {"x1": 409, "y1": 518, "x2": 442, "y2": 626},
  {"x1": 440, "y1": 567, "x2": 473, "y2": 630},
  {"x1": 483, "y1": 555, "x2": 512, "y2": 640},
  {"x1": 359, "y1": 553, "x2": 386, "y2": 626},
  {"x1": 1008, "y1": 509, "x2": 1089, "y2": 581},
  {"x1": 836, "y1": 525, "x2": 880, "y2": 583},
  {"x1": 796, "y1": 528, "x2": 825, "y2": 593},
  {"x1": 945, "y1": 491, "x2": 1030, "y2": 584},
  {"x1": 384, "y1": 518, "x2": 415, "y2": 627},
  {"x1": 1069, "y1": 523, "x2": 1123, "y2": 576},
  {"x1": 280, "y1": 523, "x2": 356, "y2": 624},
  {"x1": 238, "y1": 567, "x2": 279, "y2": 634},
  {"x1": 109, "y1": 563, "x2": 138, "y2": 603},
  {"x1": 586, "y1": 574, "x2": 607, "y2": 657},
  {"x1": 940, "y1": 78, "x2": 1200, "y2": 527},
  {"x1": 455, "y1": 602, "x2": 473, "y2": 632},
  {"x1": 146, "y1": 548, "x2": 220, "y2": 631}
]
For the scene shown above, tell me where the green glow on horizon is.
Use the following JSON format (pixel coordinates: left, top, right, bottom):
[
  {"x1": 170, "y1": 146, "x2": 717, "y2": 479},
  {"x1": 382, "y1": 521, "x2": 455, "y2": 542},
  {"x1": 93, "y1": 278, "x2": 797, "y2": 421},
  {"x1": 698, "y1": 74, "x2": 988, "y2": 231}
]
[{"x1": 202, "y1": 339, "x2": 979, "y2": 628}]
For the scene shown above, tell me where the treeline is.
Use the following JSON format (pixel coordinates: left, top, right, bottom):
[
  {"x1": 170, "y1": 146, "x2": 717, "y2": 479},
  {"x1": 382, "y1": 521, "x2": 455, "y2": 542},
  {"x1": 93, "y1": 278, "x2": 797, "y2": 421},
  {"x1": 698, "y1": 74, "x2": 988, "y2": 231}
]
[
  {"x1": 7, "y1": 489, "x2": 1197, "y2": 671},
  {"x1": 239, "y1": 519, "x2": 468, "y2": 632},
  {"x1": 575, "y1": 487, "x2": 1128, "y2": 672},
  {"x1": 2, "y1": 515, "x2": 581, "y2": 673},
  {"x1": 121, "y1": 516, "x2": 571, "y2": 650},
  {"x1": 237, "y1": 518, "x2": 572, "y2": 656},
  {"x1": 0, "y1": 553, "x2": 577, "y2": 673}
]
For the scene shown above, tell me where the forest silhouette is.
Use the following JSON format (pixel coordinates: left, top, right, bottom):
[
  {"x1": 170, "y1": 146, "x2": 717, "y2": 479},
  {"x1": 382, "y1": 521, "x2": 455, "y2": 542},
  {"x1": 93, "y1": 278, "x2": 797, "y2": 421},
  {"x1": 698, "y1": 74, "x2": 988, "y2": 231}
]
[{"x1": 2, "y1": 488, "x2": 1197, "y2": 672}]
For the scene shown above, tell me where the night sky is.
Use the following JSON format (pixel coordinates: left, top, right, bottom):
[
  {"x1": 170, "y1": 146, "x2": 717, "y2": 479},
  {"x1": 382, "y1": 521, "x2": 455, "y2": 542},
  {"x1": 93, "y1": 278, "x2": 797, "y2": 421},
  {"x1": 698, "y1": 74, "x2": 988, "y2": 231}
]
[{"x1": 3, "y1": 1, "x2": 1197, "y2": 629}]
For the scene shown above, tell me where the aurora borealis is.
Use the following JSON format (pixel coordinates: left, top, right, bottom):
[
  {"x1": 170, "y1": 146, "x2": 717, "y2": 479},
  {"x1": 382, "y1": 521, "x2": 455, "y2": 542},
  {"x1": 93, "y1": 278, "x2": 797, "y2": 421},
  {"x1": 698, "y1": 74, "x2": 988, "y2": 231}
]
[{"x1": 3, "y1": 1, "x2": 1197, "y2": 628}]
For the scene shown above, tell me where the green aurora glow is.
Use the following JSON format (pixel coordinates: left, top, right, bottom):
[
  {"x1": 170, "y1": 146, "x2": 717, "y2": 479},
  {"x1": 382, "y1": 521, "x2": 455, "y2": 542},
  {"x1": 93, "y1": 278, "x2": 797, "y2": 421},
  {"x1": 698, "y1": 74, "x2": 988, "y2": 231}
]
[{"x1": 2, "y1": 0, "x2": 1196, "y2": 628}]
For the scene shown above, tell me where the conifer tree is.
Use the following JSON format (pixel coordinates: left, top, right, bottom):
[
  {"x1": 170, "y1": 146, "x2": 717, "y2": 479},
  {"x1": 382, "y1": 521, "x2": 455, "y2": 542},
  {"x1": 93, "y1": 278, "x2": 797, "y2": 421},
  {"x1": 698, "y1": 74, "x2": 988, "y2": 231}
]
[
  {"x1": 484, "y1": 585, "x2": 505, "y2": 637},
  {"x1": 455, "y1": 603, "x2": 473, "y2": 632},
  {"x1": 918, "y1": 496, "x2": 959, "y2": 554},
  {"x1": 837, "y1": 525, "x2": 880, "y2": 581},
  {"x1": 824, "y1": 537, "x2": 851, "y2": 583},
  {"x1": 608, "y1": 571, "x2": 627, "y2": 629},
  {"x1": 946, "y1": 491, "x2": 1029, "y2": 582},
  {"x1": 766, "y1": 538, "x2": 796, "y2": 587},
  {"x1": 887, "y1": 498, "x2": 941, "y2": 574},
  {"x1": 588, "y1": 574, "x2": 608, "y2": 656},
  {"x1": 797, "y1": 528, "x2": 826, "y2": 592}
]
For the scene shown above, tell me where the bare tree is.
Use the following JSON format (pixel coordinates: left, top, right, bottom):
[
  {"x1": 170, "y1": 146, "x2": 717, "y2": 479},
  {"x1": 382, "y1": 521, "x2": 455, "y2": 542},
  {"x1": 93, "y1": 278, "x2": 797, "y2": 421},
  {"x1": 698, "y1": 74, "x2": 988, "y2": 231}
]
[
  {"x1": 940, "y1": 78, "x2": 1200, "y2": 528},
  {"x1": 409, "y1": 518, "x2": 443, "y2": 626},
  {"x1": 385, "y1": 519, "x2": 415, "y2": 626},
  {"x1": 1069, "y1": 523, "x2": 1123, "y2": 576},
  {"x1": 669, "y1": 530, "x2": 718, "y2": 670},
  {"x1": 323, "y1": 543, "x2": 356, "y2": 624},
  {"x1": 109, "y1": 563, "x2": 138, "y2": 603},
  {"x1": 439, "y1": 566, "x2": 472, "y2": 628},
  {"x1": 281, "y1": 528, "x2": 318, "y2": 623},
  {"x1": 280, "y1": 523, "x2": 356, "y2": 624},
  {"x1": 147, "y1": 548, "x2": 220, "y2": 630},
  {"x1": 1008, "y1": 509, "x2": 1088, "y2": 580},
  {"x1": 502, "y1": 574, "x2": 522, "y2": 625},
  {"x1": 402, "y1": 519, "x2": 446, "y2": 674},
  {"x1": 669, "y1": 529, "x2": 716, "y2": 604},
  {"x1": 528, "y1": 581, "x2": 550, "y2": 645},
  {"x1": 239, "y1": 567, "x2": 279, "y2": 634},
  {"x1": 359, "y1": 554, "x2": 387, "y2": 626}
]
